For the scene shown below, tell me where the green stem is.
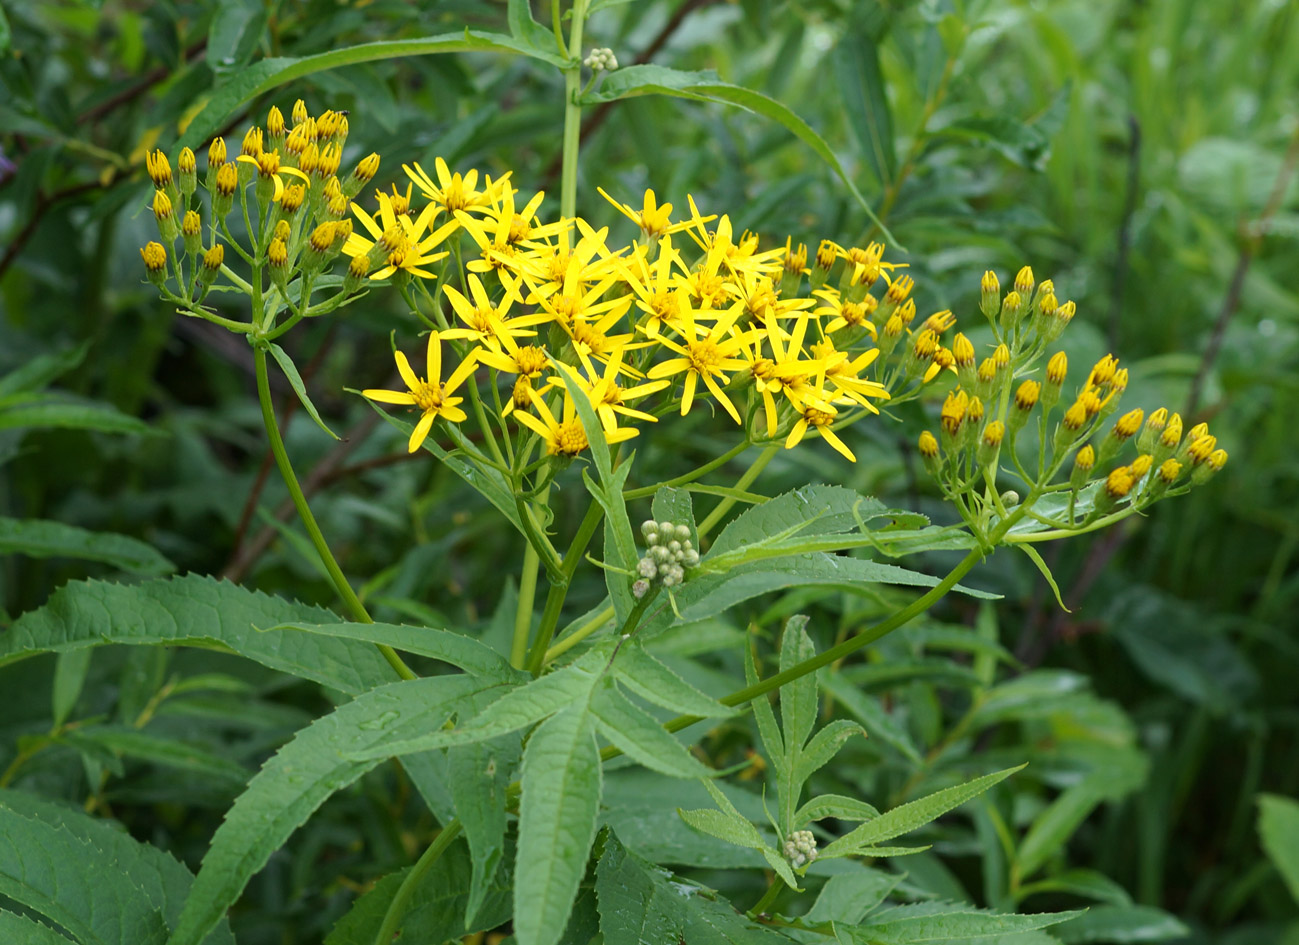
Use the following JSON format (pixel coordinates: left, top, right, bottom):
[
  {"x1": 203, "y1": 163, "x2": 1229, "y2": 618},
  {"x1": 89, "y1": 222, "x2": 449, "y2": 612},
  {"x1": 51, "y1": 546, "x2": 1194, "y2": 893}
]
[
  {"x1": 661, "y1": 546, "x2": 985, "y2": 736},
  {"x1": 510, "y1": 481, "x2": 554, "y2": 669},
  {"x1": 623, "y1": 439, "x2": 751, "y2": 499},
  {"x1": 559, "y1": 1, "x2": 588, "y2": 229},
  {"x1": 544, "y1": 604, "x2": 615, "y2": 663},
  {"x1": 697, "y1": 444, "x2": 780, "y2": 539},
  {"x1": 253, "y1": 345, "x2": 415, "y2": 681},
  {"x1": 748, "y1": 876, "x2": 787, "y2": 917},
  {"x1": 372, "y1": 819, "x2": 463, "y2": 945},
  {"x1": 526, "y1": 498, "x2": 607, "y2": 675}
]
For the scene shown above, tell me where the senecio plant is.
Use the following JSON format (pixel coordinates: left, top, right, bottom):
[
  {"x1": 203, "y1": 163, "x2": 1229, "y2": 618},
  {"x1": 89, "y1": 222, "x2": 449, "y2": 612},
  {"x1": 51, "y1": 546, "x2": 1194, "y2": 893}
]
[
  {"x1": 109, "y1": 95, "x2": 1227, "y2": 945},
  {"x1": 10, "y1": 8, "x2": 1221, "y2": 940}
]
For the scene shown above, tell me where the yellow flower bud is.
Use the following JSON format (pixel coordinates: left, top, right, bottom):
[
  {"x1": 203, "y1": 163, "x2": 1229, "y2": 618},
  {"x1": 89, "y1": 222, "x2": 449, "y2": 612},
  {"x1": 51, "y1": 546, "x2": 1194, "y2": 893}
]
[
  {"x1": 1047, "y1": 351, "x2": 1068, "y2": 386},
  {"x1": 152, "y1": 188, "x2": 173, "y2": 220},
  {"x1": 1114, "y1": 408, "x2": 1143, "y2": 439},
  {"x1": 783, "y1": 240, "x2": 808, "y2": 275},
  {"x1": 146, "y1": 149, "x2": 172, "y2": 188},
  {"x1": 181, "y1": 210, "x2": 201, "y2": 237},
  {"x1": 343, "y1": 252, "x2": 372, "y2": 292},
  {"x1": 1105, "y1": 466, "x2": 1136, "y2": 500},
  {"x1": 918, "y1": 430, "x2": 940, "y2": 459},
  {"x1": 280, "y1": 184, "x2": 305, "y2": 214},
  {"x1": 982, "y1": 420, "x2": 1004, "y2": 447},
  {"x1": 923, "y1": 309, "x2": 955, "y2": 334},
  {"x1": 1001, "y1": 290, "x2": 1023, "y2": 324},
  {"x1": 299, "y1": 142, "x2": 320, "y2": 175},
  {"x1": 241, "y1": 126, "x2": 263, "y2": 157},
  {"x1": 1159, "y1": 458, "x2": 1182, "y2": 482},
  {"x1": 981, "y1": 269, "x2": 1000, "y2": 319},
  {"x1": 1130, "y1": 454, "x2": 1153, "y2": 478},
  {"x1": 273, "y1": 220, "x2": 291, "y2": 242},
  {"x1": 202, "y1": 243, "x2": 224, "y2": 271},
  {"x1": 1089, "y1": 354, "x2": 1118, "y2": 388},
  {"x1": 992, "y1": 343, "x2": 1010, "y2": 369},
  {"x1": 1070, "y1": 443, "x2": 1095, "y2": 490},
  {"x1": 267, "y1": 106, "x2": 285, "y2": 137},
  {"x1": 886, "y1": 274, "x2": 914, "y2": 306},
  {"x1": 952, "y1": 333, "x2": 975, "y2": 368},
  {"x1": 317, "y1": 143, "x2": 341, "y2": 178},
  {"x1": 897, "y1": 298, "x2": 917, "y2": 326},
  {"x1": 292, "y1": 98, "x2": 309, "y2": 125},
  {"x1": 940, "y1": 390, "x2": 969, "y2": 438},
  {"x1": 1187, "y1": 434, "x2": 1217, "y2": 466},
  {"x1": 208, "y1": 137, "x2": 227, "y2": 168},
  {"x1": 268, "y1": 237, "x2": 288, "y2": 268},
  {"x1": 177, "y1": 147, "x2": 195, "y2": 173},
  {"x1": 308, "y1": 222, "x2": 335, "y2": 253},
  {"x1": 214, "y1": 161, "x2": 238, "y2": 197},
  {"x1": 1014, "y1": 265, "x2": 1034, "y2": 297},
  {"x1": 317, "y1": 109, "x2": 341, "y2": 138},
  {"x1": 1014, "y1": 380, "x2": 1041, "y2": 412},
  {"x1": 140, "y1": 241, "x2": 167, "y2": 278},
  {"x1": 1063, "y1": 402, "x2": 1088, "y2": 431},
  {"x1": 814, "y1": 239, "x2": 837, "y2": 272},
  {"x1": 1138, "y1": 407, "x2": 1168, "y2": 454}
]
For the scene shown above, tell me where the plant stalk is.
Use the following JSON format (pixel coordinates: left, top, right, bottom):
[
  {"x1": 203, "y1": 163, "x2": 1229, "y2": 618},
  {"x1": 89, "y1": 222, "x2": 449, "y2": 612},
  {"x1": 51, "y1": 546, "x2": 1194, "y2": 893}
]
[{"x1": 372, "y1": 818, "x2": 464, "y2": 945}]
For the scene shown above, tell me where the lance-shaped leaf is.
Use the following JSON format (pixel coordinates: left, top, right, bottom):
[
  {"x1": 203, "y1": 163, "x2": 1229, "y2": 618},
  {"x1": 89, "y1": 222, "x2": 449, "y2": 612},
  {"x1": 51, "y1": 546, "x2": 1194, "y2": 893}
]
[
  {"x1": 0, "y1": 517, "x2": 174, "y2": 575},
  {"x1": 590, "y1": 680, "x2": 714, "y2": 779},
  {"x1": 846, "y1": 902, "x2": 1085, "y2": 943},
  {"x1": 612, "y1": 640, "x2": 739, "y2": 720},
  {"x1": 806, "y1": 868, "x2": 902, "y2": 925},
  {"x1": 514, "y1": 705, "x2": 603, "y2": 945},
  {"x1": 822, "y1": 766, "x2": 1025, "y2": 859},
  {"x1": 0, "y1": 789, "x2": 234, "y2": 945},
  {"x1": 0, "y1": 910, "x2": 78, "y2": 945},
  {"x1": 679, "y1": 779, "x2": 800, "y2": 889},
  {"x1": 595, "y1": 833, "x2": 799, "y2": 945},
  {"x1": 267, "y1": 343, "x2": 340, "y2": 440},
  {"x1": 167, "y1": 675, "x2": 500, "y2": 945},
  {"x1": 795, "y1": 794, "x2": 880, "y2": 826}
]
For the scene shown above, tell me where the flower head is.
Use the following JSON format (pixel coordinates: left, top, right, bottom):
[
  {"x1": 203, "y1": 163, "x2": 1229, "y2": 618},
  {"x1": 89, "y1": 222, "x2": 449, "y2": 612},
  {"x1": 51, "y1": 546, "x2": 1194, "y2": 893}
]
[{"x1": 362, "y1": 332, "x2": 479, "y2": 452}]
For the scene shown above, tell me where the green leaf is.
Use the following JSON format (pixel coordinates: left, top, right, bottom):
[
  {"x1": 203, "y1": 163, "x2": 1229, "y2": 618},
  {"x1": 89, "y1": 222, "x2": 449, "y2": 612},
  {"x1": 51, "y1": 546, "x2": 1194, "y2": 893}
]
[
  {"x1": 168, "y1": 675, "x2": 498, "y2": 945},
  {"x1": 1016, "y1": 777, "x2": 1112, "y2": 881},
  {"x1": 449, "y1": 729, "x2": 520, "y2": 926},
  {"x1": 61, "y1": 726, "x2": 250, "y2": 785},
  {"x1": 0, "y1": 910, "x2": 77, "y2": 945},
  {"x1": 794, "y1": 794, "x2": 880, "y2": 826},
  {"x1": 552, "y1": 361, "x2": 637, "y2": 624},
  {"x1": 0, "y1": 574, "x2": 392, "y2": 695},
  {"x1": 0, "y1": 516, "x2": 175, "y2": 575},
  {"x1": 650, "y1": 486, "x2": 697, "y2": 542},
  {"x1": 324, "y1": 838, "x2": 513, "y2": 945},
  {"x1": 1054, "y1": 905, "x2": 1187, "y2": 944},
  {"x1": 507, "y1": 0, "x2": 555, "y2": 52},
  {"x1": 590, "y1": 681, "x2": 714, "y2": 779},
  {"x1": 0, "y1": 394, "x2": 156, "y2": 436},
  {"x1": 612, "y1": 640, "x2": 739, "y2": 719},
  {"x1": 515, "y1": 704, "x2": 603, "y2": 945},
  {"x1": 823, "y1": 672, "x2": 923, "y2": 764},
  {"x1": 1018, "y1": 543, "x2": 1070, "y2": 612},
  {"x1": 778, "y1": 615, "x2": 818, "y2": 771},
  {"x1": 583, "y1": 66, "x2": 897, "y2": 244},
  {"x1": 595, "y1": 833, "x2": 799, "y2": 945},
  {"x1": 51, "y1": 648, "x2": 92, "y2": 727},
  {"x1": 0, "y1": 341, "x2": 90, "y2": 398},
  {"x1": 822, "y1": 766, "x2": 1025, "y2": 858},
  {"x1": 365, "y1": 400, "x2": 526, "y2": 536},
  {"x1": 683, "y1": 780, "x2": 800, "y2": 889},
  {"x1": 1259, "y1": 794, "x2": 1299, "y2": 903},
  {"x1": 207, "y1": 0, "x2": 266, "y2": 74},
  {"x1": 265, "y1": 620, "x2": 518, "y2": 681},
  {"x1": 707, "y1": 485, "x2": 883, "y2": 560},
  {"x1": 831, "y1": 7, "x2": 896, "y2": 189},
  {"x1": 267, "y1": 343, "x2": 340, "y2": 440},
  {"x1": 0, "y1": 788, "x2": 235, "y2": 945},
  {"x1": 806, "y1": 867, "x2": 901, "y2": 924},
  {"x1": 346, "y1": 647, "x2": 609, "y2": 761},
  {"x1": 745, "y1": 643, "x2": 784, "y2": 764},
  {"x1": 848, "y1": 904, "x2": 1085, "y2": 943},
  {"x1": 178, "y1": 32, "x2": 566, "y2": 149},
  {"x1": 0, "y1": 803, "x2": 170, "y2": 945}
]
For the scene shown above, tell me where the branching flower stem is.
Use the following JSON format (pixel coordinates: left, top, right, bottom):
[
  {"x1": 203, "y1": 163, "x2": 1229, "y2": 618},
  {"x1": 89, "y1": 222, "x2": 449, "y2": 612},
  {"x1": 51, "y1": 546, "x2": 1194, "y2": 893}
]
[
  {"x1": 253, "y1": 345, "x2": 416, "y2": 681},
  {"x1": 372, "y1": 819, "x2": 464, "y2": 945}
]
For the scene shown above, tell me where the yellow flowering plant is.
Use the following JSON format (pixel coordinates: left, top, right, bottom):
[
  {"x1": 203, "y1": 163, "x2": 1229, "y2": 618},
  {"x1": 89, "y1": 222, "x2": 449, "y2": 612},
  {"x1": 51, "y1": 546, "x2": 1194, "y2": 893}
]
[{"x1": 122, "y1": 10, "x2": 1226, "y2": 943}]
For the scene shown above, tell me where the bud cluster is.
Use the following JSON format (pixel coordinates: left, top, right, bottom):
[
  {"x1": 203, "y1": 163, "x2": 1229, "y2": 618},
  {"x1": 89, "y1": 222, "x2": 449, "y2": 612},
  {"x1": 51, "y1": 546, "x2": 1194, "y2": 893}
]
[
  {"x1": 917, "y1": 266, "x2": 1227, "y2": 540},
  {"x1": 583, "y1": 47, "x2": 619, "y2": 71},
  {"x1": 782, "y1": 830, "x2": 818, "y2": 868},
  {"x1": 139, "y1": 99, "x2": 380, "y2": 322},
  {"x1": 632, "y1": 520, "x2": 700, "y2": 598}
]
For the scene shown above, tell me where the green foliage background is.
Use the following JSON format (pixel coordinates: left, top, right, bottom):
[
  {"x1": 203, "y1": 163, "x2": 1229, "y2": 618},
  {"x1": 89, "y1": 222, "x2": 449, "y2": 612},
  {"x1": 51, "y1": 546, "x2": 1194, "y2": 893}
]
[{"x1": 1, "y1": 0, "x2": 1297, "y2": 943}]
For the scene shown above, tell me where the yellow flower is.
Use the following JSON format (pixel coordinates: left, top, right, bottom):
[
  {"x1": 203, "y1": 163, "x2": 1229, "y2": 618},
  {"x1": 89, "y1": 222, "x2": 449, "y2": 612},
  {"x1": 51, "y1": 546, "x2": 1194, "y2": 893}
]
[
  {"x1": 647, "y1": 302, "x2": 757, "y2": 424},
  {"x1": 809, "y1": 339, "x2": 889, "y2": 412},
  {"x1": 621, "y1": 236, "x2": 689, "y2": 338},
  {"x1": 362, "y1": 331, "x2": 479, "y2": 452},
  {"x1": 345, "y1": 192, "x2": 457, "y2": 280},
  {"x1": 475, "y1": 335, "x2": 552, "y2": 416},
  {"x1": 596, "y1": 187, "x2": 702, "y2": 240},
  {"x1": 577, "y1": 348, "x2": 668, "y2": 434},
  {"x1": 785, "y1": 404, "x2": 856, "y2": 463},
  {"x1": 515, "y1": 389, "x2": 636, "y2": 456},
  {"x1": 440, "y1": 273, "x2": 551, "y2": 349},
  {"x1": 404, "y1": 157, "x2": 511, "y2": 216},
  {"x1": 235, "y1": 151, "x2": 311, "y2": 202}
]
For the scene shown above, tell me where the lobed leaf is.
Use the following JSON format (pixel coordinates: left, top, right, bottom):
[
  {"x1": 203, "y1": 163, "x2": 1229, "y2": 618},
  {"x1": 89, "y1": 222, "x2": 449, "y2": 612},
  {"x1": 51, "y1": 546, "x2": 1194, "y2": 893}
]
[
  {"x1": 168, "y1": 675, "x2": 498, "y2": 945},
  {"x1": 822, "y1": 766, "x2": 1025, "y2": 859}
]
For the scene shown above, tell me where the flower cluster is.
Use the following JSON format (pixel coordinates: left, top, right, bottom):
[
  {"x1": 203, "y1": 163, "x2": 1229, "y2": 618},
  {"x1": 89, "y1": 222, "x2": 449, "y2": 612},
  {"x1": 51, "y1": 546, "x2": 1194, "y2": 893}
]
[
  {"x1": 917, "y1": 267, "x2": 1226, "y2": 537},
  {"x1": 356, "y1": 166, "x2": 962, "y2": 465},
  {"x1": 138, "y1": 101, "x2": 380, "y2": 320},
  {"x1": 782, "y1": 829, "x2": 818, "y2": 868},
  {"x1": 632, "y1": 520, "x2": 701, "y2": 598}
]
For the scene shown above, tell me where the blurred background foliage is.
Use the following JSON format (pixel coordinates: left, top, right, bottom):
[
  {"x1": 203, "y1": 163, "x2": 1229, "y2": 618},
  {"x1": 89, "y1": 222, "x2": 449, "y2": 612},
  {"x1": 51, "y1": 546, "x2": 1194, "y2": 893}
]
[{"x1": 1, "y1": 0, "x2": 1297, "y2": 943}]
